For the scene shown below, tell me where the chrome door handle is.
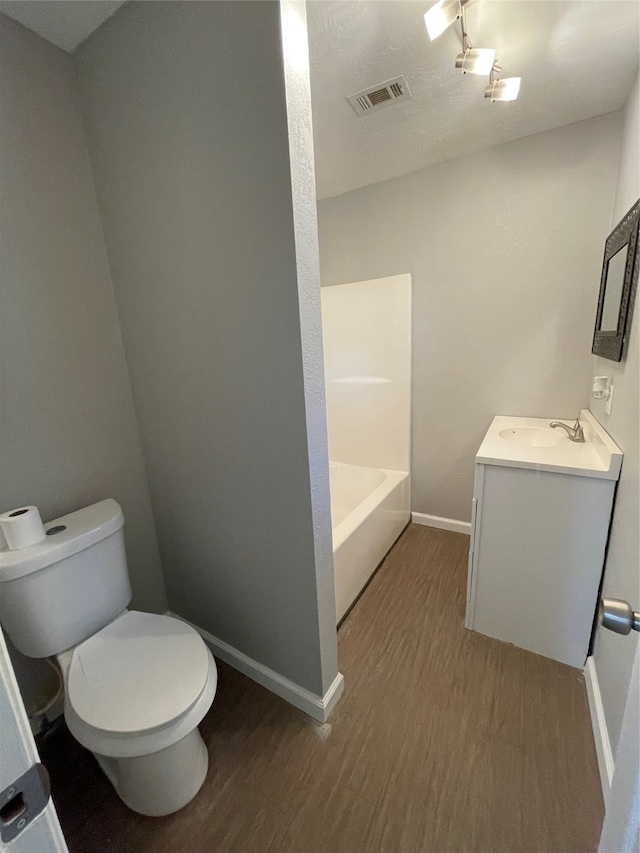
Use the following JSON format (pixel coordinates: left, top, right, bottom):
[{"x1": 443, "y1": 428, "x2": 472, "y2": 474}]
[{"x1": 600, "y1": 598, "x2": 640, "y2": 635}]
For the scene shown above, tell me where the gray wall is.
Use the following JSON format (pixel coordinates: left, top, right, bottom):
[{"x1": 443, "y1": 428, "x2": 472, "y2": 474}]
[
  {"x1": 317, "y1": 113, "x2": 622, "y2": 522},
  {"x1": 0, "y1": 13, "x2": 167, "y2": 702},
  {"x1": 280, "y1": 0, "x2": 339, "y2": 694},
  {"x1": 0, "y1": 14, "x2": 166, "y2": 615},
  {"x1": 75, "y1": 1, "x2": 338, "y2": 696},
  {"x1": 591, "y1": 74, "x2": 639, "y2": 758}
]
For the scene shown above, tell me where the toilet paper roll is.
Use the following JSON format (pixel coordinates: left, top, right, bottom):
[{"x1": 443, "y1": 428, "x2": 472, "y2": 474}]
[{"x1": 0, "y1": 506, "x2": 46, "y2": 550}]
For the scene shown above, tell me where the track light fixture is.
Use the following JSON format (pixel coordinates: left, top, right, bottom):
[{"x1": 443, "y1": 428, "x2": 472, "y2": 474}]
[
  {"x1": 455, "y1": 48, "x2": 496, "y2": 76},
  {"x1": 485, "y1": 71, "x2": 521, "y2": 102},
  {"x1": 453, "y1": 8, "x2": 495, "y2": 76},
  {"x1": 424, "y1": 0, "x2": 521, "y2": 102},
  {"x1": 424, "y1": 0, "x2": 475, "y2": 42}
]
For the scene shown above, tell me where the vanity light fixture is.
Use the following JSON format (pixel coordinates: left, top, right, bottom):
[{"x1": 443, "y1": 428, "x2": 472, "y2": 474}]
[{"x1": 424, "y1": 0, "x2": 475, "y2": 41}]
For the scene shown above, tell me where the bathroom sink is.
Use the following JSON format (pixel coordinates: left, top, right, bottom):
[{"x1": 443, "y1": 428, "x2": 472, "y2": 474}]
[
  {"x1": 499, "y1": 427, "x2": 565, "y2": 448},
  {"x1": 476, "y1": 410, "x2": 623, "y2": 480}
]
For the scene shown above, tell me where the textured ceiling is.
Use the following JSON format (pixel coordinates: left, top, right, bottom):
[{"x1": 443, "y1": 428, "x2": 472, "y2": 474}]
[
  {"x1": 308, "y1": 1, "x2": 640, "y2": 199},
  {"x1": 0, "y1": 0, "x2": 126, "y2": 52}
]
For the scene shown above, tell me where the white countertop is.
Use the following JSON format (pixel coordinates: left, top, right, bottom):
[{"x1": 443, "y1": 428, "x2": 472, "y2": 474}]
[{"x1": 476, "y1": 409, "x2": 623, "y2": 480}]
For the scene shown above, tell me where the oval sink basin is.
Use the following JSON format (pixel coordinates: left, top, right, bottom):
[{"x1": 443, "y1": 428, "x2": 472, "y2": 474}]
[{"x1": 499, "y1": 427, "x2": 566, "y2": 448}]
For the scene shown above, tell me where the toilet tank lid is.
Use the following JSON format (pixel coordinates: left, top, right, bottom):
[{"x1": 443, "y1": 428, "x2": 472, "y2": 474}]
[{"x1": 0, "y1": 499, "x2": 124, "y2": 582}]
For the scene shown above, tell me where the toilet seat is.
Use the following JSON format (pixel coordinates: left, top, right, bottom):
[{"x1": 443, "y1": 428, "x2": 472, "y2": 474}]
[{"x1": 64, "y1": 611, "x2": 217, "y2": 758}]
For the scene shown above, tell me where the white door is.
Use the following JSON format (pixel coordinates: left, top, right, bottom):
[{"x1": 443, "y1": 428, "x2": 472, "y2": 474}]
[
  {"x1": 0, "y1": 626, "x2": 67, "y2": 853},
  {"x1": 597, "y1": 600, "x2": 640, "y2": 853}
]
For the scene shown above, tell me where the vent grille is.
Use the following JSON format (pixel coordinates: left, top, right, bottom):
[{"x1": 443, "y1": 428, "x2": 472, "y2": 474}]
[
  {"x1": 347, "y1": 75, "x2": 412, "y2": 116},
  {"x1": 368, "y1": 87, "x2": 392, "y2": 106}
]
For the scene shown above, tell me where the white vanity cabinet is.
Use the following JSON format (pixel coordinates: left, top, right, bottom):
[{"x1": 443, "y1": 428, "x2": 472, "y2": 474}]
[{"x1": 465, "y1": 409, "x2": 622, "y2": 668}]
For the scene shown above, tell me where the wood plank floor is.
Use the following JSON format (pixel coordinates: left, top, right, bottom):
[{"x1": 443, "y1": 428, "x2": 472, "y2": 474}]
[{"x1": 39, "y1": 524, "x2": 604, "y2": 852}]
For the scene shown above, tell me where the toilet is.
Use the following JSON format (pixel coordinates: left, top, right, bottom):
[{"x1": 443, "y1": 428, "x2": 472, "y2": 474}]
[{"x1": 0, "y1": 499, "x2": 217, "y2": 816}]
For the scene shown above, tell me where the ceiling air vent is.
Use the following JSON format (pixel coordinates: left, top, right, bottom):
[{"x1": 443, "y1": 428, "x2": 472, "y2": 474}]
[{"x1": 347, "y1": 75, "x2": 412, "y2": 116}]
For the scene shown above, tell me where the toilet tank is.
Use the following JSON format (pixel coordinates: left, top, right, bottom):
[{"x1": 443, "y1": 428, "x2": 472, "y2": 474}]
[{"x1": 0, "y1": 499, "x2": 132, "y2": 657}]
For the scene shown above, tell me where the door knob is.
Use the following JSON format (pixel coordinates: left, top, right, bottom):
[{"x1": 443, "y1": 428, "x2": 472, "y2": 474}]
[{"x1": 600, "y1": 598, "x2": 640, "y2": 635}]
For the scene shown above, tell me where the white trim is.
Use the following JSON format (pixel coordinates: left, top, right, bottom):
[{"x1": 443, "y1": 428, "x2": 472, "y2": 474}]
[
  {"x1": 167, "y1": 612, "x2": 344, "y2": 723},
  {"x1": 411, "y1": 512, "x2": 471, "y2": 536},
  {"x1": 585, "y1": 656, "x2": 614, "y2": 795}
]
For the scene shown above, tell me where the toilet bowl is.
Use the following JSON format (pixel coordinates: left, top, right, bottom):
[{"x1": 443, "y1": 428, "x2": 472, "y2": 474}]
[
  {"x1": 0, "y1": 499, "x2": 217, "y2": 816},
  {"x1": 59, "y1": 610, "x2": 218, "y2": 816}
]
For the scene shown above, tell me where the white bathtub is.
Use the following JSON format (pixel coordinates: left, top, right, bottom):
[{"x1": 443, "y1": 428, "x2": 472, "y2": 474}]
[{"x1": 330, "y1": 461, "x2": 410, "y2": 623}]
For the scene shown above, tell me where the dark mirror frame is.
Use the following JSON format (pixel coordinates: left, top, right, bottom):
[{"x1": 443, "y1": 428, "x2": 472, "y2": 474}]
[{"x1": 592, "y1": 199, "x2": 640, "y2": 362}]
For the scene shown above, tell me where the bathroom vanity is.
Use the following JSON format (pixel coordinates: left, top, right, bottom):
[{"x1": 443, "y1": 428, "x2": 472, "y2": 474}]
[{"x1": 465, "y1": 409, "x2": 622, "y2": 668}]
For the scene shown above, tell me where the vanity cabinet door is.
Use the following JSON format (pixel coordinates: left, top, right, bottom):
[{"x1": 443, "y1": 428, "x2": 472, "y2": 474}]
[
  {"x1": 466, "y1": 497, "x2": 478, "y2": 606},
  {"x1": 464, "y1": 466, "x2": 484, "y2": 625},
  {"x1": 466, "y1": 463, "x2": 615, "y2": 667}
]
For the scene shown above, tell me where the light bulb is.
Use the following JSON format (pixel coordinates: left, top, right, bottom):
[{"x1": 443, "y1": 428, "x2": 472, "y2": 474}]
[
  {"x1": 455, "y1": 48, "x2": 497, "y2": 75},
  {"x1": 424, "y1": 0, "x2": 462, "y2": 40},
  {"x1": 485, "y1": 77, "x2": 521, "y2": 102}
]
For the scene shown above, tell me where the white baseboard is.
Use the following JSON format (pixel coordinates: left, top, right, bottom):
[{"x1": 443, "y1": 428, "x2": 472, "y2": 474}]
[
  {"x1": 167, "y1": 612, "x2": 344, "y2": 723},
  {"x1": 585, "y1": 656, "x2": 614, "y2": 795},
  {"x1": 411, "y1": 511, "x2": 471, "y2": 536}
]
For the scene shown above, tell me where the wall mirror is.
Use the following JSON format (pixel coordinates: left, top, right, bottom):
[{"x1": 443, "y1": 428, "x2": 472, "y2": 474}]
[{"x1": 592, "y1": 199, "x2": 640, "y2": 361}]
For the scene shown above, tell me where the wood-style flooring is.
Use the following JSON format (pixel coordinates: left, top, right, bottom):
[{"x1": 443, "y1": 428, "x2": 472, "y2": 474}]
[{"x1": 39, "y1": 524, "x2": 604, "y2": 853}]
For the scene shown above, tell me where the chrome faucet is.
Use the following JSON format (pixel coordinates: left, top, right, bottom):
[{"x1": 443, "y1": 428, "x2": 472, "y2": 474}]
[{"x1": 550, "y1": 417, "x2": 585, "y2": 442}]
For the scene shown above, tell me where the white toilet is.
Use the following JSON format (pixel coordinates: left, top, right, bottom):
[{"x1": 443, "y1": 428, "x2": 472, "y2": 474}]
[{"x1": 0, "y1": 499, "x2": 217, "y2": 816}]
